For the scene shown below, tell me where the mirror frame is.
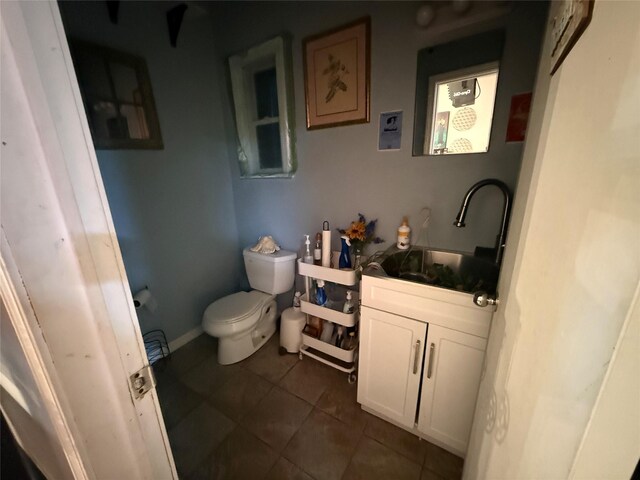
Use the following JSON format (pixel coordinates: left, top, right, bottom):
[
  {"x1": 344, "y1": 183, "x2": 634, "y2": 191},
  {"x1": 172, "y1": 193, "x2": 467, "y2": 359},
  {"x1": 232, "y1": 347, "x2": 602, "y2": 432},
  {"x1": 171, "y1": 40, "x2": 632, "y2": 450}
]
[{"x1": 229, "y1": 36, "x2": 296, "y2": 178}]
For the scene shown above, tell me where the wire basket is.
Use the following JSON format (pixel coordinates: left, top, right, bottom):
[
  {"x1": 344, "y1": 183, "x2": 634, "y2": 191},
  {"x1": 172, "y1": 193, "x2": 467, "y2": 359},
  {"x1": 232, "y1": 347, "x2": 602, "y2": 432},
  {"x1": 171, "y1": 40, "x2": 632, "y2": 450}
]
[{"x1": 143, "y1": 329, "x2": 170, "y2": 365}]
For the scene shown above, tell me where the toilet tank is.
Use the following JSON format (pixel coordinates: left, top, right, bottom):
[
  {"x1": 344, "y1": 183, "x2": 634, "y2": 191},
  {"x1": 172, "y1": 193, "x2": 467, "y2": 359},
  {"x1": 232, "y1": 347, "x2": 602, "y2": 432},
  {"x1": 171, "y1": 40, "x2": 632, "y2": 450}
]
[{"x1": 243, "y1": 247, "x2": 297, "y2": 294}]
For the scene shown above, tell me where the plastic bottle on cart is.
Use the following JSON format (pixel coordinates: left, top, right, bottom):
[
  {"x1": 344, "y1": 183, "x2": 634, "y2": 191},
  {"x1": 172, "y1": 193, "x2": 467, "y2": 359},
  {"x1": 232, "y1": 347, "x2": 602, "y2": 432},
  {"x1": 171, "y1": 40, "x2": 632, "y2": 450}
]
[
  {"x1": 293, "y1": 291, "x2": 302, "y2": 309},
  {"x1": 315, "y1": 280, "x2": 327, "y2": 307},
  {"x1": 343, "y1": 291, "x2": 355, "y2": 314},
  {"x1": 343, "y1": 331, "x2": 357, "y2": 350},
  {"x1": 320, "y1": 321, "x2": 334, "y2": 343},
  {"x1": 335, "y1": 326, "x2": 344, "y2": 347},
  {"x1": 303, "y1": 235, "x2": 313, "y2": 264},
  {"x1": 313, "y1": 233, "x2": 322, "y2": 266},
  {"x1": 339, "y1": 236, "x2": 352, "y2": 269}
]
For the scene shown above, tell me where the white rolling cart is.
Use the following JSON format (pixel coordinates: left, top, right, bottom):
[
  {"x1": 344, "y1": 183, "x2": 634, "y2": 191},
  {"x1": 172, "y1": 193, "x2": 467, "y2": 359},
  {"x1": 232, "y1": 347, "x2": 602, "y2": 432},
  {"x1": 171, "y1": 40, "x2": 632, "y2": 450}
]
[{"x1": 297, "y1": 257, "x2": 359, "y2": 383}]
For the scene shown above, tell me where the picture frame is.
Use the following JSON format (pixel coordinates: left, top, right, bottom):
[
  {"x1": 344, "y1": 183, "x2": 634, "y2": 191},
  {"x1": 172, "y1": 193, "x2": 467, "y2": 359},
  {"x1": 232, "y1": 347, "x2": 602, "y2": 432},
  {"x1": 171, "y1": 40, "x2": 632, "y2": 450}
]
[
  {"x1": 303, "y1": 17, "x2": 370, "y2": 130},
  {"x1": 69, "y1": 40, "x2": 163, "y2": 150}
]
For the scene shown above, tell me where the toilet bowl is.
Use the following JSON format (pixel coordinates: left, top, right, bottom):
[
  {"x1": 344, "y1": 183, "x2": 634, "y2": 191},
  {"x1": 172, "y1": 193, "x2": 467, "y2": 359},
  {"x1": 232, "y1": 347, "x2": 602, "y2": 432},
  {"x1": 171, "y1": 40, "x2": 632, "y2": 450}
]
[{"x1": 202, "y1": 247, "x2": 296, "y2": 365}]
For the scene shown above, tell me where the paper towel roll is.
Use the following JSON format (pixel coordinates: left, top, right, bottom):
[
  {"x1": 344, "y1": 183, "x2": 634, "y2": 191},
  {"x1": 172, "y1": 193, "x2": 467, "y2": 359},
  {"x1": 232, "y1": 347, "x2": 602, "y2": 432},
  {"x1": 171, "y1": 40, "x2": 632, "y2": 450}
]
[
  {"x1": 321, "y1": 221, "x2": 331, "y2": 268},
  {"x1": 133, "y1": 287, "x2": 158, "y2": 313}
]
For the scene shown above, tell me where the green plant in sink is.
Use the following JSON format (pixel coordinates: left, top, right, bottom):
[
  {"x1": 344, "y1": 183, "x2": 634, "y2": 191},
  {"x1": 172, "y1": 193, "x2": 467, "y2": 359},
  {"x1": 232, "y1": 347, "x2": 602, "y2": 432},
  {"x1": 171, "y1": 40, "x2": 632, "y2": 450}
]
[
  {"x1": 372, "y1": 246, "x2": 499, "y2": 294},
  {"x1": 426, "y1": 264, "x2": 490, "y2": 293}
]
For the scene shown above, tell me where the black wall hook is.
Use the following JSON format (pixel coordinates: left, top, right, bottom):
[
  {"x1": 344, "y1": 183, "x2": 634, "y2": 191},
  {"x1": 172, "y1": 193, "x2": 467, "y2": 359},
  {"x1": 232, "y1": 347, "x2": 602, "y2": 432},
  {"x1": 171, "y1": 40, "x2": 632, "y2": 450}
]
[{"x1": 167, "y1": 3, "x2": 188, "y2": 48}]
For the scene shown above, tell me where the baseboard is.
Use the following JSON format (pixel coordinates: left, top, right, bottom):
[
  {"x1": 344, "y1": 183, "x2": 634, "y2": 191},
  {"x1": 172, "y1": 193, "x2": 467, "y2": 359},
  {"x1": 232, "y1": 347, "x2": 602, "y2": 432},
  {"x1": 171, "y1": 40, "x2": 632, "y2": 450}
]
[{"x1": 168, "y1": 325, "x2": 204, "y2": 353}]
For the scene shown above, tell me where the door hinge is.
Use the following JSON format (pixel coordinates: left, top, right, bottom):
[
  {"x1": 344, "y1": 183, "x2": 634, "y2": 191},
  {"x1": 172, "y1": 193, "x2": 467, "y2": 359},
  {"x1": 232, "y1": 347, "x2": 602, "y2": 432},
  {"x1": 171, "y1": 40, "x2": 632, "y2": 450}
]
[{"x1": 129, "y1": 365, "x2": 156, "y2": 400}]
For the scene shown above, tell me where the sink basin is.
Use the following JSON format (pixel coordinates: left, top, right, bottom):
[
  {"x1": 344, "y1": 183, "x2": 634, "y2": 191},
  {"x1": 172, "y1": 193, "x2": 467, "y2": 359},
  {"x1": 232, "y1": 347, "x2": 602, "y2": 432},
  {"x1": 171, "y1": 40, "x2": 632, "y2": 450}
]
[{"x1": 364, "y1": 246, "x2": 499, "y2": 295}]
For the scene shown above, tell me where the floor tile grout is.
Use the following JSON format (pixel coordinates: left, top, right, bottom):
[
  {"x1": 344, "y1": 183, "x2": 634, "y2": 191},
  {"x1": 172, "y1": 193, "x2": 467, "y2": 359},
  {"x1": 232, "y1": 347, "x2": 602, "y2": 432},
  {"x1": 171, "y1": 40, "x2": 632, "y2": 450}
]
[{"x1": 159, "y1": 334, "x2": 463, "y2": 480}]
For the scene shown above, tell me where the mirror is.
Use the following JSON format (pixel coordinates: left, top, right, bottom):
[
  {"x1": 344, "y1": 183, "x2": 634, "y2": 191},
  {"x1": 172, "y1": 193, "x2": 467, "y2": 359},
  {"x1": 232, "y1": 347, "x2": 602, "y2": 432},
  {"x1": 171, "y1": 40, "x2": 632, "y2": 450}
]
[
  {"x1": 70, "y1": 40, "x2": 163, "y2": 150},
  {"x1": 413, "y1": 30, "x2": 504, "y2": 156},
  {"x1": 229, "y1": 36, "x2": 296, "y2": 178}
]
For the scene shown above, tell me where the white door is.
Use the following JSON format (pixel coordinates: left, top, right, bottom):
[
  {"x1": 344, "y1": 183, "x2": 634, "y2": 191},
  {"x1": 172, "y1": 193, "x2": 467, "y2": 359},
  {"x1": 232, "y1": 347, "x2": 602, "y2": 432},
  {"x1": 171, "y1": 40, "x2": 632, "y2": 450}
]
[
  {"x1": 417, "y1": 324, "x2": 487, "y2": 456},
  {"x1": 357, "y1": 306, "x2": 427, "y2": 428},
  {"x1": 1, "y1": 1, "x2": 176, "y2": 478},
  {"x1": 463, "y1": 2, "x2": 640, "y2": 477}
]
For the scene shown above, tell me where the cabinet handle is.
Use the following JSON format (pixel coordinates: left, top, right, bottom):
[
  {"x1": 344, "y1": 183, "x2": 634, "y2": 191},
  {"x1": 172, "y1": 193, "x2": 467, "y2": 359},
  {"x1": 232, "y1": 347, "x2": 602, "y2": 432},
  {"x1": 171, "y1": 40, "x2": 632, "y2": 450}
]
[
  {"x1": 413, "y1": 340, "x2": 421, "y2": 374},
  {"x1": 427, "y1": 343, "x2": 435, "y2": 379}
]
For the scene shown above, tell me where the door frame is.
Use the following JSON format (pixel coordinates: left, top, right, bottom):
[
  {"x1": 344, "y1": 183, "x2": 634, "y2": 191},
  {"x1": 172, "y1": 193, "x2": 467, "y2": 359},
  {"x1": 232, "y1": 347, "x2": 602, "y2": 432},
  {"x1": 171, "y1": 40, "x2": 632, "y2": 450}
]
[{"x1": 1, "y1": 1, "x2": 176, "y2": 477}]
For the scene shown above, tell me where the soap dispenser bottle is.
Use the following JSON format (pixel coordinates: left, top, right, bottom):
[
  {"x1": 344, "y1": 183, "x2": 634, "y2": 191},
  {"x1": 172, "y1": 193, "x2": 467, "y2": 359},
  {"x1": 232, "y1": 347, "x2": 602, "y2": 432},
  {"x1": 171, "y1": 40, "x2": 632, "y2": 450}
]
[
  {"x1": 343, "y1": 290, "x2": 355, "y2": 314},
  {"x1": 303, "y1": 235, "x2": 313, "y2": 264},
  {"x1": 397, "y1": 216, "x2": 411, "y2": 250}
]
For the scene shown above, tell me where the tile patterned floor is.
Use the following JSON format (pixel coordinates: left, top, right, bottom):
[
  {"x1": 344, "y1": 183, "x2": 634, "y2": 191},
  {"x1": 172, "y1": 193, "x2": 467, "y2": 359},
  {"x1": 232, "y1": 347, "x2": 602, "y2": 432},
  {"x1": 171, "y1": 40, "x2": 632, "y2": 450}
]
[{"x1": 153, "y1": 333, "x2": 464, "y2": 480}]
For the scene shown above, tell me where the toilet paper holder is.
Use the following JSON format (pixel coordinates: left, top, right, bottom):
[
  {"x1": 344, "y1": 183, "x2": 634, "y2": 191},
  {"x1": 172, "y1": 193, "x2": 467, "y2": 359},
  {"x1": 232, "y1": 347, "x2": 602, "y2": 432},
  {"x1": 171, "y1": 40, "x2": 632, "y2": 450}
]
[{"x1": 133, "y1": 286, "x2": 157, "y2": 312}]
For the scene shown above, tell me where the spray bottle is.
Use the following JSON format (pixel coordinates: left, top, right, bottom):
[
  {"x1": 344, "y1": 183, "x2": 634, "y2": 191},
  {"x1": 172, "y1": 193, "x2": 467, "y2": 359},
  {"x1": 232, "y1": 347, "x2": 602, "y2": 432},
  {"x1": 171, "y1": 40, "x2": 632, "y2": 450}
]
[{"x1": 315, "y1": 280, "x2": 327, "y2": 306}]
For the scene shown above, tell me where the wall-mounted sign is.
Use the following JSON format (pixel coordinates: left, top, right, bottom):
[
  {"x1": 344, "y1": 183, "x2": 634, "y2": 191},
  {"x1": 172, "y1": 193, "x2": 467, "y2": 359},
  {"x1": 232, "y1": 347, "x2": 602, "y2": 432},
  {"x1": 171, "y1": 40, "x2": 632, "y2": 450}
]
[
  {"x1": 378, "y1": 111, "x2": 403, "y2": 151},
  {"x1": 506, "y1": 92, "x2": 532, "y2": 143}
]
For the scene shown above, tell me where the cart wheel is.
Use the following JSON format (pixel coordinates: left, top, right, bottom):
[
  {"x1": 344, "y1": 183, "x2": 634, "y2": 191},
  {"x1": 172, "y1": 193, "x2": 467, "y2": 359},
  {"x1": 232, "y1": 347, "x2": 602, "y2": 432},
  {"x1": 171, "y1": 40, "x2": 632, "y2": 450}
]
[
  {"x1": 298, "y1": 352, "x2": 303, "y2": 360},
  {"x1": 348, "y1": 373, "x2": 357, "y2": 384},
  {"x1": 278, "y1": 346, "x2": 287, "y2": 356}
]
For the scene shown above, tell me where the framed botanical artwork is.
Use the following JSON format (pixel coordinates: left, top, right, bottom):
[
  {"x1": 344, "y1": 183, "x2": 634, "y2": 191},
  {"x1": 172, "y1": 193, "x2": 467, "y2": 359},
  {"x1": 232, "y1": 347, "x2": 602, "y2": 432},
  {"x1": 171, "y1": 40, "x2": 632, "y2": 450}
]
[{"x1": 303, "y1": 17, "x2": 370, "y2": 130}]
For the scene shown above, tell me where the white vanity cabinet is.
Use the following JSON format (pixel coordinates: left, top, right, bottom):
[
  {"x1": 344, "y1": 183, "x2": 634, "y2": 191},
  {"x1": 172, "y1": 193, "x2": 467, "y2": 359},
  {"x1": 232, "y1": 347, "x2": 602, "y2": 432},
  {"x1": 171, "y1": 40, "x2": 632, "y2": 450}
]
[{"x1": 358, "y1": 274, "x2": 494, "y2": 457}]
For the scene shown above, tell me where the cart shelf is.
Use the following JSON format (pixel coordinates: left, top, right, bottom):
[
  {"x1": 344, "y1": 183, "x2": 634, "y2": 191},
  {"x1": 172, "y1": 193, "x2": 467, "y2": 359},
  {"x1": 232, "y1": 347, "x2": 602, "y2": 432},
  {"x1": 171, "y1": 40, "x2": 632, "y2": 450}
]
[
  {"x1": 298, "y1": 252, "x2": 359, "y2": 383},
  {"x1": 300, "y1": 292, "x2": 358, "y2": 327},
  {"x1": 297, "y1": 258, "x2": 358, "y2": 286},
  {"x1": 301, "y1": 332, "x2": 357, "y2": 363}
]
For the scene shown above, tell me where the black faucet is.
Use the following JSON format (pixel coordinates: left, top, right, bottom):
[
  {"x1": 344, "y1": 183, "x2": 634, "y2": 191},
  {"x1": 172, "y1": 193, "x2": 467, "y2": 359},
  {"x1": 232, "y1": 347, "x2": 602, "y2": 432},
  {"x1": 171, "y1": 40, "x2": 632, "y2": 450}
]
[{"x1": 453, "y1": 178, "x2": 512, "y2": 265}]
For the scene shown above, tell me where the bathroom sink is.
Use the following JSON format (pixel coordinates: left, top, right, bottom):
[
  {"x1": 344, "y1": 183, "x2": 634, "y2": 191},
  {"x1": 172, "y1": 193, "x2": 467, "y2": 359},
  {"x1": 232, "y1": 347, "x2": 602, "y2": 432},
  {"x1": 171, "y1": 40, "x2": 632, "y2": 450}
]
[{"x1": 363, "y1": 246, "x2": 499, "y2": 295}]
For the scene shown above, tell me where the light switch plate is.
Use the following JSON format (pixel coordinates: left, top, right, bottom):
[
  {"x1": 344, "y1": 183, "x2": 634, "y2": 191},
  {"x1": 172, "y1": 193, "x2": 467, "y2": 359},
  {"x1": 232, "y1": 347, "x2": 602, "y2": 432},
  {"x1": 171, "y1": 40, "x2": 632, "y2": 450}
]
[{"x1": 550, "y1": 0, "x2": 594, "y2": 74}]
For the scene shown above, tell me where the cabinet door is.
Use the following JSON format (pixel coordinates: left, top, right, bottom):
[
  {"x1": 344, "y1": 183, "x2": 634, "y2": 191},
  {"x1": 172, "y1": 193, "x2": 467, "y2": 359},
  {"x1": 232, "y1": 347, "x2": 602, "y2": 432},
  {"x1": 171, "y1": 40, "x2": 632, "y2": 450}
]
[
  {"x1": 357, "y1": 306, "x2": 427, "y2": 429},
  {"x1": 417, "y1": 323, "x2": 487, "y2": 454}
]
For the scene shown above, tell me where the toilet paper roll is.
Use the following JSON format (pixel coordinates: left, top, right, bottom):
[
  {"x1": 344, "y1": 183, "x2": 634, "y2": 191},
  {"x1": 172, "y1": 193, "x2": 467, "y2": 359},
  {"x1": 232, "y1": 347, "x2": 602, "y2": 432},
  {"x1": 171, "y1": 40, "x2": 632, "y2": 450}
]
[{"x1": 133, "y1": 288, "x2": 158, "y2": 313}]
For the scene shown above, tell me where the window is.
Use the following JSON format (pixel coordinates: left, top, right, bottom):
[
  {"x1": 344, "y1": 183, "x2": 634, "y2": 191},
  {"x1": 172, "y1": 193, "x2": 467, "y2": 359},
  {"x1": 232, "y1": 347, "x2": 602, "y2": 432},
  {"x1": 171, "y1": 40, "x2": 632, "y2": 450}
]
[
  {"x1": 229, "y1": 36, "x2": 296, "y2": 178},
  {"x1": 425, "y1": 62, "x2": 500, "y2": 155}
]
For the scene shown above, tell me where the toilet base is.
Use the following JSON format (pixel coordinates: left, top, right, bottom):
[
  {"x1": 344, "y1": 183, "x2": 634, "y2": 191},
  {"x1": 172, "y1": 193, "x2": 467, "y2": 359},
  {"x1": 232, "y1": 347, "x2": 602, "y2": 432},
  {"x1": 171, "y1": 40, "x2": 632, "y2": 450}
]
[{"x1": 216, "y1": 302, "x2": 278, "y2": 365}]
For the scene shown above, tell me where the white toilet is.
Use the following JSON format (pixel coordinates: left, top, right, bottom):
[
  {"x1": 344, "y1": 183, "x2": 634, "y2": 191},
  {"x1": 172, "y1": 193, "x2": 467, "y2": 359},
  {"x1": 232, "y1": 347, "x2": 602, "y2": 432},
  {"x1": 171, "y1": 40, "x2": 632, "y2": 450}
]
[{"x1": 202, "y1": 247, "x2": 297, "y2": 365}]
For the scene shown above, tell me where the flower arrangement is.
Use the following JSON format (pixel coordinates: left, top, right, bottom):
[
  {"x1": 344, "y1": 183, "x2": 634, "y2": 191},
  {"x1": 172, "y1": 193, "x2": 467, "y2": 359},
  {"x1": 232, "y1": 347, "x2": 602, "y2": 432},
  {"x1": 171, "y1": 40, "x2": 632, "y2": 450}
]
[{"x1": 337, "y1": 213, "x2": 384, "y2": 254}]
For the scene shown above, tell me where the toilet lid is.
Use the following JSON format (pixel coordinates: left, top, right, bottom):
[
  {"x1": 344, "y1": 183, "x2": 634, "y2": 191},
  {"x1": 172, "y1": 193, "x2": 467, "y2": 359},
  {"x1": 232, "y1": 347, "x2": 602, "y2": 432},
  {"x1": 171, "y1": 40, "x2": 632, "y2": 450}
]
[{"x1": 203, "y1": 291, "x2": 269, "y2": 325}]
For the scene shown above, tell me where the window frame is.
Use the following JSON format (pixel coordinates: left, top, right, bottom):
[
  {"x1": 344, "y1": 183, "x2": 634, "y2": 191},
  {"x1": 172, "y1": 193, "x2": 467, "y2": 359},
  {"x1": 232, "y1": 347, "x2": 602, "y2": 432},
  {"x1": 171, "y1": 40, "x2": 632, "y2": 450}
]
[{"x1": 229, "y1": 36, "x2": 296, "y2": 178}]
